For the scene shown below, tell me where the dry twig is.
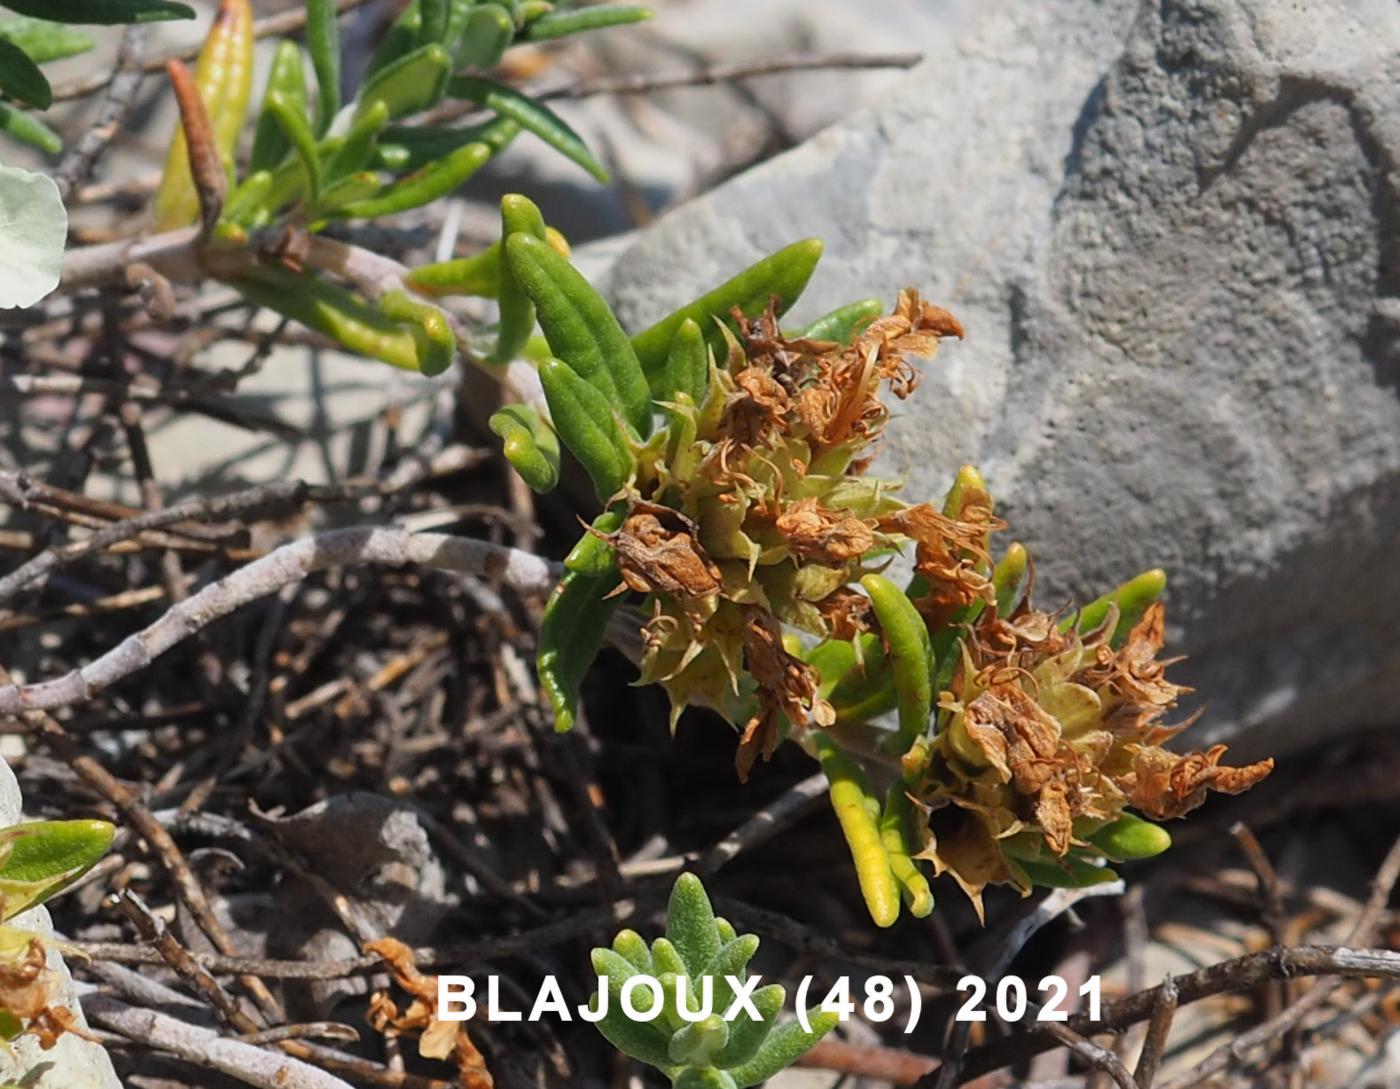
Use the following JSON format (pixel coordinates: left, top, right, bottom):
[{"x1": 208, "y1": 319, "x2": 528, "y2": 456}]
[{"x1": 0, "y1": 527, "x2": 557, "y2": 714}]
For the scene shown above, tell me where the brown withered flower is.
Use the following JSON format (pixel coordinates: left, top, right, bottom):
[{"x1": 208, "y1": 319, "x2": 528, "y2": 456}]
[
  {"x1": 737, "y1": 608, "x2": 835, "y2": 781},
  {"x1": 909, "y1": 599, "x2": 1273, "y2": 918},
  {"x1": 877, "y1": 495, "x2": 1002, "y2": 627},
  {"x1": 775, "y1": 497, "x2": 876, "y2": 563},
  {"x1": 607, "y1": 502, "x2": 722, "y2": 600},
  {"x1": 626, "y1": 290, "x2": 966, "y2": 773}
]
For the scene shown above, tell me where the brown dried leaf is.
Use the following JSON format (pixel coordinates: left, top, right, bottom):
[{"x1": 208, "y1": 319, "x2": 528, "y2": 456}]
[
  {"x1": 365, "y1": 938, "x2": 493, "y2": 1089},
  {"x1": 720, "y1": 369, "x2": 790, "y2": 449},
  {"x1": 28, "y1": 1006, "x2": 99, "y2": 1050},
  {"x1": 921, "y1": 809, "x2": 1012, "y2": 925},
  {"x1": 1034, "y1": 777, "x2": 1074, "y2": 857},
  {"x1": 878, "y1": 502, "x2": 999, "y2": 623}
]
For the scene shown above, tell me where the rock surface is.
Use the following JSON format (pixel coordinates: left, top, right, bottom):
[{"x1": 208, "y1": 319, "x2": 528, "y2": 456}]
[
  {"x1": 0, "y1": 760, "x2": 120, "y2": 1089},
  {"x1": 598, "y1": 0, "x2": 1400, "y2": 759}
]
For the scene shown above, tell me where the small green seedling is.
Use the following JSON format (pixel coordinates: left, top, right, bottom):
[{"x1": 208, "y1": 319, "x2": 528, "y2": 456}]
[{"x1": 589, "y1": 874, "x2": 836, "y2": 1087}]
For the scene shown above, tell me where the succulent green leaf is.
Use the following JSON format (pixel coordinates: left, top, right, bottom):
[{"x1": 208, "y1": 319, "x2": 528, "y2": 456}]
[
  {"x1": 233, "y1": 267, "x2": 420, "y2": 371},
  {"x1": 827, "y1": 633, "x2": 896, "y2": 724},
  {"x1": 0, "y1": 100, "x2": 59, "y2": 153},
  {"x1": 1066, "y1": 568, "x2": 1167, "y2": 646},
  {"x1": 537, "y1": 356, "x2": 635, "y2": 501},
  {"x1": 1012, "y1": 855, "x2": 1120, "y2": 889},
  {"x1": 537, "y1": 567, "x2": 621, "y2": 732},
  {"x1": 673, "y1": 1069, "x2": 737, "y2": 1089},
  {"x1": 660, "y1": 316, "x2": 708, "y2": 409},
  {"x1": 668, "y1": 1014, "x2": 730, "y2": 1067},
  {"x1": 813, "y1": 733, "x2": 899, "y2": 928},
  {"x1": 330, "y1": 141, "x2": 491, "y2": 219},
  {"x1": 449, "y1": 74, "x2": 608, "y2": 181},
  {"x1": 1087, "y1": 814, "x2": 1171, "y2": 861},
  {"x1": 248, "y1": 40, "x2": 307, "y2": 174},
  {"x1": 0, "y1": 16, "x2": 94, "y2": 63},
  {"x1": 802, "y1": 638, "x2": 859, "y2": 700},
  {"x1": 794, "y1": 297, "x2": 883, "y2": 344},
  {"x1": 665, "y1": 872, "x2": 722, "y2": 977},
  {"x1": 408, "y1": 241, "x2": 502, "y2": 299},
  {"x1": 649, "y1": 937, "x2": 688, "y2": 980},
  {"x1": 324, "y1": 99, "x2": 389, "y2": 183},
  {"x1": 520, "y1": 4, "x2": 652, "y2": 40},
  {"x1": 419, "y1": 0, "x2": 449, "y2": 45},
  {"x1": 591, "y1": 946, "x2": 644, "y2": 989},
  {"x1": 222, "y1": 169, "x2": 273, "y2": 225},
  {"x1": 630, "y1": 239, "x2": 823, "y2": 396},
  {"x1": 563, "y1": 509, "x2": 623, "y2": 576},
  {"x1": 860, "y1": 573, "x2": 932, "y2": 751},
  {"x1": 315, "y1": 171, "x2": 382, "y2": 214},
  {"x1": 377, "y1": 116, "x2": 519, "y2": 173},
  {"x1": 355, "y1": 42, "x2": 450, "y2": 122},
  {"x1": 492, "y1": 193, "x2": 548, "y2": 363},
  {"x1": 264, "y1": 89, "x2": 321, "y2": 211},
  {"x1": 365, "y1": 0, "x2": 422, "y2": 78},
  {"x1": 454, "y1": 3, "x2": 514, "y2": 67},
  {"x1": 711, "y1": 982, "x2": 783, "y2": 1069},
  {"x1": 992, "y1": 542, "x2": 1030, "y2": 618},
  {"x1": 0, "y1": 37, "x2": 50, "y2": 108},
  {"x1": 0, "y1": 819, "x2": 114, "y2": 918},
  {"x1": 879, "y1": 785, "x2": 934, "y2": 917},
  {"x1": 610, "y1": 928, "x2": 653, "y2": 973},
  {"x1": 306, "y1": 0, "x2": 340, "y2": 132},
  {"x1": 587, "y1": 992, "x2": 674, "y2": 1069},
  {"x1": 507, "y1": 233, "x2": 653, "y2": 438},
  {"x1": 729, "y1": 1011, "x2": 839, "y2": 1088},
  {"x1": 378, "y1": 290, "x2": 457, "y2": 376},
  {"x1": 702, "y1": 933, "x2": 759, "y2": 983},
  {"x1": 2, "y1": 0, "x2": 194, "y2": 24},
  {"x1": 488, "y1": 404, "x2": 560, "y2": 493}
]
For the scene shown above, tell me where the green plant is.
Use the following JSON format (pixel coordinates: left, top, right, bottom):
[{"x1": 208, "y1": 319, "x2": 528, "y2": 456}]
[
  {"x1": 0, "y1": 3, "x2": 190, "y2": 308},
  {"x1": 469, "y1": 208, "x2": 1276, "y2": 927},
  {"x1": 38, "y1": 0, "x2": 1271, "y2": 937},
  {"x1": 589, "y1": 874, "x2": 836, "y2": 1087},
  {"x1": 0, "y1": 819, "x2": 114, "y2": 1043},
  {"x1": 0, "y1": 2, "x2": 194, "y2": 153},
  {"x1": 134, "y1": 0, "x2": 650, "y2": 375}
]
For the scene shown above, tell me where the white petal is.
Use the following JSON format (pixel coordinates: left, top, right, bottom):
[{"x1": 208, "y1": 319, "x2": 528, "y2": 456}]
[{"x1": 0, "y1": 165, "x2": 66, "y2": 310}]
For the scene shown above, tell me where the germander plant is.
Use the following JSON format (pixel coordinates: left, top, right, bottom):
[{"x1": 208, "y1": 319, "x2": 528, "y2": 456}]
[
  {"x1": 82, "y1": 0, "x2": 649, "y2": 370},
  {"x1": 466, "y1": 198, "x2": 1276, "y2": 927},
  {"x1": 48, "y1": 0, "x2": 1271, "y2": 934}
]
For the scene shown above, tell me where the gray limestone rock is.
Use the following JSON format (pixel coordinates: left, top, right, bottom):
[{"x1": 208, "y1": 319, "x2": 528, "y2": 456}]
[{"x1": 597, "y1": 0, "x2": 1400, "y2": 760}]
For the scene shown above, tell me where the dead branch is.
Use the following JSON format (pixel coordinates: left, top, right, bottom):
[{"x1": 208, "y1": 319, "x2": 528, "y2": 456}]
[
  {"x1": 82, "y1": 993, "x2": 355, "y2": 1089},
  {"x1": 0, "y1": 527, "x2": 559, "y2": 715},
  {"x1": 537, "y1": 51, "x2": 925, "y2": 100},
  {"x1": 957, "y1": 945, "x2": 1400, "y2": 1083}
]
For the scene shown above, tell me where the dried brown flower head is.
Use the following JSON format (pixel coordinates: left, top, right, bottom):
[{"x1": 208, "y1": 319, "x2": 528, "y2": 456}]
[
  {"x1": 911, "y1": 601, "x2": 1273, "y2": 917},
  {"x1": 626, "y1": 291, "x2": 964, "y2": 772}
]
